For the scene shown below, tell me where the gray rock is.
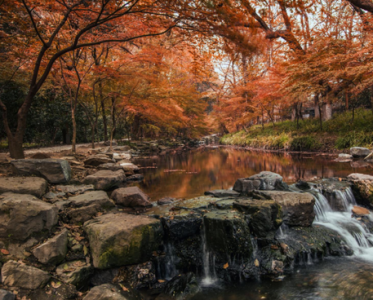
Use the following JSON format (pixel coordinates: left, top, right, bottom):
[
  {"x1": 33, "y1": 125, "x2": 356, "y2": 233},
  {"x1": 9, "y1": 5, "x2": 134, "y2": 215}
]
[
  {"x1": 348, "y1": 173, "x2": 373, "y2": 181},
  {"x1": 83, "y1": 284, "x2": 127, "y2": 300},
  {"x1": 119, "y1": 162, "x2": 139, "y2": 175},
  {"x1": 233, "y1": 171, "x2": 289, "y2": 193},
  {"x1": 350, "y1": 147, "x2": 371, "y2": 158},
  {"x1": 84, "y1": 156, "x2": 113, "y2": 167},
  {"x1": 0, "y1": 193, "x2": 58, "y2": 241},
  {"x1": 56, "y1": 261, "x2": 93, "y2": 287},
  {"x1": 84, "y1": 170, "x2": 126, "y2": 190},
  {"x1": 113, "y1": 153, "x2": 131, "y2": 161},
  {"x1": 0, "y1": 177, "x2": 47, "y2": 198},
  {"x1": 11, "y1": 159, "x2": 71, "y2": 184},
  {"x1": 113, "y1": 145, "x2": 131, "y2": 151},
  {"x1": 204, "y1": 189, "x2": 240, "y2": 197},
  {"x1": 260, "y1": 191, "x2": 315, "y2": 226},
  {"x1": 339, "y1": 153, "x2": 353, "y2": 159},
  {"x1": 44, "y1": 191, "x2": 66, "y2": 199},
  {"x1": 98, "y1": 163, "x2": 123, "y2": 171},
  {"x1": 1, "y1": 260, "x2": 50, "y2": 289},
  {"x1": 84, "y1": 213, "x2": 163, "y2": 269},
  {"x1": 157, "y1": 197, "x2": 174, "y2": 205},
  {"x1": 111, "y1": 187, "x2": 151, "y2": 207},
  {"x1": 126, "y1": 174, "x2": 144, "y2": 182},
  {"x1": 32, "y1": 229, "x2": 68, "y2": 265},
  {"x1": 0, "y1": 289, "x2": 15, "y2": 300},
  {"x1": 55, "y1": 184, "x2": 94, "y2": 194},
  {"x1": 65, "y1": 191, "x2": 114, "y2": 223}
]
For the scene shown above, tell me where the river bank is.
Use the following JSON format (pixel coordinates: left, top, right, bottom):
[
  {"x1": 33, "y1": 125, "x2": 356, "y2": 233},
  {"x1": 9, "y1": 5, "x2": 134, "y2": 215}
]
[
  {"x1": 0, "y1": 147, "x2": 373, "y2": 299},
  {"x1": 220, "y1": 108, "x2": 373, "y2": 153}
]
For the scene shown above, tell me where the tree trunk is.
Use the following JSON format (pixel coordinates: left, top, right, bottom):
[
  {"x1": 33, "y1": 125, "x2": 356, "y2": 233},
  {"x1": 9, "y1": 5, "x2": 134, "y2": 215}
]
[
  {"x1": 345, "y1": 92, "x2": 349, "y2": 111},
  {"x1": 99, "y1": 82, "x2": 108, "y2": 141},
  {"x1": 71, "y1": 108, "x2": 76, "y2": 153},
  {"x1": 91, "y1": 124, "x2": 96, "y2": 149},
  {"x1": 7, "y1": 134, "x2": 25, "y2": 159}
]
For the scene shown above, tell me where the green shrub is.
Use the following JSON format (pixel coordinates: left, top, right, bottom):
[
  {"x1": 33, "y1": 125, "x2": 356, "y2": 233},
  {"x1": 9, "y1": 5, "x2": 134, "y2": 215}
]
[
  {"x1": 335, "y1": 131, "x2": 373, "y2": 149},
  {"x1": 290, "y1": 136, "x2": 321, "y2": 151}
]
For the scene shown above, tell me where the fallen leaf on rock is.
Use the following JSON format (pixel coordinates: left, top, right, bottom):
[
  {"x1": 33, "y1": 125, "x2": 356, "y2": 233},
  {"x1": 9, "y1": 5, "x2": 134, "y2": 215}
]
[
  {"x1": 1, "y1": 249, "x2": 9, "y2": 255},
  {"x1": 254, "y1": 259, "x2": 260, "y2": 267},
  {"x1": 223, "y1": 262, "x2": 229, "y2": 269},
  {"x1": 96, "y1": 212, "x2": 103, "y2": 217},
  {"x1": 51, "y1": 281, "x2": 62, "y2": 289},
  {"x1": 158, "y1": 279, "x2": 165, "y2": 283}
]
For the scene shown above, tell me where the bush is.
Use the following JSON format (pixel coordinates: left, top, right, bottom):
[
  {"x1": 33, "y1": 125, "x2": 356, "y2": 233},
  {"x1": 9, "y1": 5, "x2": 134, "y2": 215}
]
[
  {"x1": 290, "y1": 136, "x2": 321, "y2": 151},
  {"x1": 335, "y1": 131, "x2": 373, "y2": 149}
]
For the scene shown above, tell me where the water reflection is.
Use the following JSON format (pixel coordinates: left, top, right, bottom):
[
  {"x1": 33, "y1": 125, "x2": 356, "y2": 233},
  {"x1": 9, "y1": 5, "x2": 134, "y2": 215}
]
[
  {"x1": 191, "y1": 257, "x2": 373, "y2": 300},
  {"x1": 134, "y1": 147, "x2": 373, "y2": 201}
]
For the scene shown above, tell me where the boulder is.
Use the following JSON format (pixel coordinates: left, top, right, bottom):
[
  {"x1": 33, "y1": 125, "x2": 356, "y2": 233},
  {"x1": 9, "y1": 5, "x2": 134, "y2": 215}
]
[
  {"x1": 0, "y1": 193, "x2": 58, "y2": 241},
  {"x1": 11, "y1": 159, "x2": 71, "y2": 184},
  {"x1": 350, "y1": 147, "x2": 371, "y2": 158},
  {"x1": 83, "y1": 284, "x2": 127, "y2": 300},
  {"x1": 0, "y1": 290, "x2": 15, "y2": 300},
  {"x1": 126, "y1": 174, "x2": 144, "y2": 182},
  {"x1": 84, "y1": 156, "x2": 113, "y2": 167},
  {"x1": 204, "y1": 210, "x2": 252, "y2": 258},
  {"x1": 334, "y1": 153, "x2": 352, "y2": 162},
  {"x1": 1, "y1": 260, "x2": 50, "y2": 289},
  {"x1": 32, "y1": 229, "x2": 68, "y2": 265},
  {"x1": 113, "y1": 153, "x2": 131, "y2": 161},
  {"x1": 204, "y1": 189, "x2": 240, "y2": 198},
  {"x1": 55, "y1": 184, "x2": 94, "y2": 194},
  {"x1": 233, "y1": 171, "x2": 289, "y2": 193},
  {"x1": 0, "y1": 177, "x2": 47, "y2": 198},
  {"x1": 56, "y1": 261, "x2": 93, "y2": 287},
  {"x1": 84, "y1": 213, "x2": 163, "y2": 269},
  {"x1": 111, "y1": 187, "x2": 151, "y2": 207},
  {"x1": 65, "y1": 191, "x2": 114, "y2": 223},
  {"x1": 260, "y1": 191, "x2": 315, "y2": 226},
  {"x1": 84, "y1": 170, "x2": 126, "y2": 190},
  {"x1": 347, "y1": 173, "x2": 373, "y2": 207},
  {"x1": 233, "y1": 199, "x2": 282, "y2": 237},
  {"x1": 115, "y1": 261, "x2": 157, "y2": 290},
  {"x1": 98, "y1": 163, "x2": 123, "y2": 171},
  {"x1": 119, "y1": 163, "x2": 139, "y2": 175}
]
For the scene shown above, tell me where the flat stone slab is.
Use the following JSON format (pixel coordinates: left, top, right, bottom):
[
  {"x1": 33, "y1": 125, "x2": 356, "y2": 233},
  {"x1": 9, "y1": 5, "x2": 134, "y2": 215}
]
[
  {"x1": 84, "y1": 213, "x2": 163, "y2": 269},
  {"x1": 84, "y1": 170, "x2": 126, "y2": 190},
  {"x1": 98, "y1": 163, "x2": 123, "y2": 171},
  {"x1": 347, "y1": 173, "x2": 373, "y2": 181},
  {"x1": 84, "y1": 156, "x2": 113, "y2": 167},
  {"x1": 260, "y1": 191, "x2": 315, "y2": 226},
  {"x1": 55, "y1": 184, "x2": 94, "y2": 194},
  {"x1": 83, "y1": 284, "x2": 127, "y2": 300},
  {"x1": 32, "y1": 229, "x2": 68, "y2": 265},
  {"x1": 204, "y1": 189, "x2": 240, "y2": 197},
  {"x1": 119, "y1": 163, "x2": 139, "y2": 174},
  {"x1": 11, "y1": 159, "x2": 71, "y2": 184},
  {"x1": 0, "y1": 177, "x2": 47, "y2": 198},
  {"x1": 0, "y1": 193, "x2": 58, "y2": 241},
  {"x1": 113, "y1": 153, "x2": 131, "y2": 161},
  {"x1": 65, "y1": 191, "x2": 114, "y2": 223},
  {"x1": 111, "y1": 187, "x2": 151, "y2": 207},
  {"x1": 1, "y1": 260, "x2": 50, "y2": 289}
]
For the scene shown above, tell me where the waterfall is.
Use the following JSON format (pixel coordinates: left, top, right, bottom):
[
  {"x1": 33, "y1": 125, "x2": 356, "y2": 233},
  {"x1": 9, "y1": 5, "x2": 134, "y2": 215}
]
[
  {"x1": 164, "y1": 243, "x2": 178, "y2": 280},
  {"x1": 276, "y1": 223, "x2": 289, "y2": 239},
  {"x1": 312, "y1": 187, "x2": 373, "y2": 262},
  {"x1": 201, "y1": 221, "x2": 217, "y2": 286}
]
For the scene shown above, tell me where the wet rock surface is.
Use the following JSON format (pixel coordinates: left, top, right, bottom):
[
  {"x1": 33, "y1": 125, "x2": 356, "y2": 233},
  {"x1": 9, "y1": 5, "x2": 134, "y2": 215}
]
[
  {"x1": 350, "y1": 147, "x2": 371, "y2": 158},
  {"x1": 233, "y1": 171, "x2": 289, "y2": 193},
  {"x1": 11, "y1": 159, "x2": 71, "y2": 183}
]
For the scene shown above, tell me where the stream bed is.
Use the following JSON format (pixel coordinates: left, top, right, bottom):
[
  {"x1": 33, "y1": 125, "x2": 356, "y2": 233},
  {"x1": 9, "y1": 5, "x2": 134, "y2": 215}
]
[{"x1": 134, "y1": 147, "x2": 373, "y2": 299}]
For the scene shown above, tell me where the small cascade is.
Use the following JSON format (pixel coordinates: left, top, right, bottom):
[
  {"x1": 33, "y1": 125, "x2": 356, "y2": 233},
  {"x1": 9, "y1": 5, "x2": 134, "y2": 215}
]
[
  {"x1": 312, "y1": 188, "x2": 373, "y2": 262},
  {"x1": 276, "y1": 223, "x2": 289, "y2": 239},
  {"x1": 163, "y1": 243, "x2": 178, "y2": 280},
  {"x1": 201, "y1": 221, "x2": 217, "y2": 286}
]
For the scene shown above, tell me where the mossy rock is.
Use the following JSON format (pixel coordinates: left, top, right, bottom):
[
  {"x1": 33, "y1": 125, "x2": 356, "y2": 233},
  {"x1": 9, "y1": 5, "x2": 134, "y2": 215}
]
[{"x1": 84, "y1": 213, "x2": 163, "y2": 269}]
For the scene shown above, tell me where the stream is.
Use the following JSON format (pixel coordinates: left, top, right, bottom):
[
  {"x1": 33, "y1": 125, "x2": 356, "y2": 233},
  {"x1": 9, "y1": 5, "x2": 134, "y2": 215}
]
[{"x1": 134, "y1": 147, "x2": 373, "y2": 299}]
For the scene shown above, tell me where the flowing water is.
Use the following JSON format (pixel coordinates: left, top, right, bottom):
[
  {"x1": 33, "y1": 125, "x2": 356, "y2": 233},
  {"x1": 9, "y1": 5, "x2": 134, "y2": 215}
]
[{"x1": 134, "y1": 147, "x2": 373, "y2": 299}]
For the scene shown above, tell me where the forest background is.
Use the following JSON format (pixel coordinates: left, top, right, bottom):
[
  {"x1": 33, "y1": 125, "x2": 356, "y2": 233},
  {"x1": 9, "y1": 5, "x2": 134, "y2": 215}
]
[{"x1": 1, "y1": 0, "x2": 373, "y2": 158}]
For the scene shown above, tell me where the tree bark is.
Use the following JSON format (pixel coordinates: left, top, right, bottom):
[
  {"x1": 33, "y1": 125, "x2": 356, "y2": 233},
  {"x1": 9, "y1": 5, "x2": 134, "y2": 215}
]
[
  {"x1": 99, "y1": 82, "x2": 108, "y2": 142},
  {"x1": 71, "y1": 107, "x2": 77, "y2": 153}
]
